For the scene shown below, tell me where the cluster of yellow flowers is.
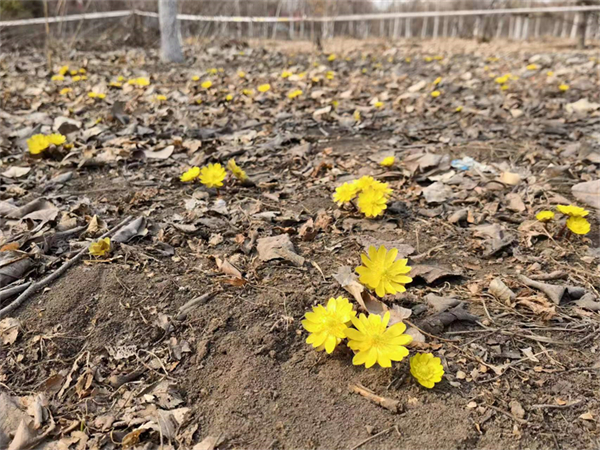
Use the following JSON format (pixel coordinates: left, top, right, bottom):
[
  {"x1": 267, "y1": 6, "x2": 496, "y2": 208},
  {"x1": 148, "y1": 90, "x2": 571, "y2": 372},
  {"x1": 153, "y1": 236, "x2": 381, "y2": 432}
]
[
  {"x1": 26, "y1": 133, "x2": 67, "y2": 155},
  {"x1": 87, "y1": 92, "x2": 106, "y2": 100},
  {"x1": 536, "y1": 204, "x2": 591, "y2": 235},
  {"x1": 180, "y1": 159, "x2": 248, "y2": 188},
  {"x1": 51, "y1": 65, "x2": 87, "y2": 82},
  {"x1": 332, "y1": 176, "x2": 392, "y2": 218}
]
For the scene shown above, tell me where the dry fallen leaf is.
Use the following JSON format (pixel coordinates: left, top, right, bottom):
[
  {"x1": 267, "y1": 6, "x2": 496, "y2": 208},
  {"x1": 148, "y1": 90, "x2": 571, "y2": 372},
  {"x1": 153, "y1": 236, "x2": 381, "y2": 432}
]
[{"x1": 256, "y1": 234, "x2": 305, "y2": 266}]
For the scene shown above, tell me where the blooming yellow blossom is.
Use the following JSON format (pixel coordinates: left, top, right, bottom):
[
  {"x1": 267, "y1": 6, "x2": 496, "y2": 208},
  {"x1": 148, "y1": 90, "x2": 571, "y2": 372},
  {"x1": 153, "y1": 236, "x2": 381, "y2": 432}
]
[
  {"x1": 258, "y1": 83, "x2": 271, "y2": 93},
  {"x1": 207, "y1": 68, "x2": 218, "y2": 75},
  {"x1": 526, "y1": 63, "x2": 538, "y2": 70},
  {"x1": 156, "y1": 94, "x2": 167, "y2": 101},
  {"x1": 59, "y1": 65, "x2": 69, "y2": 76},
  {"x1": 79, "y1": 68, "x2": 86, "y2": 74},
  {"x1": 180, "y1": 166, "x2": 200, "y2": 182},
  {"x1": 89, "y1": 237, "x2": 111, "y2": 257},
  {"x1": 500, "y1": 84, "x2": 509, "y2": 91},
  {"x1": 302, "y1": 297, "x2": 356, "y2": 354},
  {"x1": 410, "y1": 353, "x2": 444, "y2": 388},
  {"x1": 357, "y1": 188, "x2": 388, "y2": 218},
  {"x1": 559, "y1": 84, "x2": 569, "y2": 91},
  {"x1": 47, "y1": 133, "x2": 66, "y2": 146},
  {"x1": 455, "y1": 106, "x2": 463, "y2": 112},
  {"x1": 431, "y1": 90, "x2": 441, "y2": 98},
  {"x1": 128, "y1": 77, "x2": 150, "y2": 87},
  {"x1": 242, "y1": 88, "x2": 255, "y2": 97},
  {"x1": 345, "y1": 312, "x2": 412, "y2": 368},
  {"x1": 281, "y1": 70, "x2": 292, "y2": 78},
  {"x1": 27, "y1": 134, "x2": 50, "y2": 155},
  {"x1": 495, "y1": 75, "x2": 509, "y2": 84},
  {"x1": 60, "y1": 87, "x2": 72, "y2": 95},
  {"x1": 566, "y1": 216, "x2": 590, "y2": 235},
  {"x1": 380, "y1": 156, "x2": 395, "y2": 167},
  {"x1": 547, "y1": 71, "x2": 554, "y2": 77},
  {"x1": 225, "y1": 94, "x2": 233, "y2": 101},
  {"x1": 191, "y1": 75, "x2": 200, "y2": 81},
  {"x1": 81, "y1": 75, "x2": 87, "y2": 80},
  {"x1": 201, "y1": 80, "x2": 213, "y2": 89},
  {"x1": 227, "y1": 158, "x2": 248, "y2": 181},
  {"x1": 405, "y1": 57, "x2": 411, "y2": 63},
  {"x1": 326, "y1": 71, "x2": 335, "y2": 80},
  {"x1": 109, "y1": 81, "x2": 122, "y2": 88},
  {"x1": 556, "y1": 204, "x2": 588, "y2": 218},
  {"x1": 87, "y1": 92, "x2": 105, "y2": 99},
  {"x1": 297, "y1": 72, "x2": 306, "y2": 79},
  {"x1": 374, "y1": 101, "x2": 384, "y2": 108},
  {"x1": 424, "y1": 56, "x2": 433, "y2": 62},
  {"x1": 51, "y1": 75, "x2": 64, "y2": 81},
  {"x1": 328, "y1": 54, "x2": 336, "y2": 62},
  {"x1": 332, "y1": 182, "x2": 359, "y2": 206},
  {"x1": 353, "y1": 110, "x2": 361, "y2": 121},
  {"x1": 117, "y1": 75, "x2": 125, "y2": 82},
  {"x1": 356, "y1": 246, "x2": 412, "y2": 297},
  {"x1": 237, "y1": 71, "x2": 246, "y2": 78},
  {"x1": 199, "y1": 163, "x2": 226, "y2": 189},
  {"x1": 433, "y1": 76, "x2": 442, "y2": 85},
  {"x1": 433, "y1": 55, "x2": 443, "y2": 60},
  {"x1": 536, "y1": 210, "x2": 555, "y2": 222},
  {"x1": 69, "y1": 70, "x2": 78, "y2": 76},
  {"x1": 72, "y1": 75, "x2": 81, "y2": 82},
  {"x1": 331, "y1": 100, "x2": 339, "y2": 110},
  {"x1": 288, "y1": 89, "x2": 303, "y2": 99}
]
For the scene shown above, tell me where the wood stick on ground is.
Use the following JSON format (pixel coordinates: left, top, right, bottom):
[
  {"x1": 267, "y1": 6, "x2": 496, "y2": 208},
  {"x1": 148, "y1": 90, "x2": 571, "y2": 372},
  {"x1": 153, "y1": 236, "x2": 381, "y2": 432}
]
[
  {"x1": 0, "y1": 216, "x2": 133, "y2": 320},
  {"x1": 348, "y1": 382, "x2": 400, "y2": 413},
  {"x1": 0, "y1": 282, "x2": 32, "y2": 304},
  {"x1": 486, "y1": 404, "x2": 528, "y2": 424},
  {"x1": 349, "y1": 426, "x2": 396, "y2": 450}
]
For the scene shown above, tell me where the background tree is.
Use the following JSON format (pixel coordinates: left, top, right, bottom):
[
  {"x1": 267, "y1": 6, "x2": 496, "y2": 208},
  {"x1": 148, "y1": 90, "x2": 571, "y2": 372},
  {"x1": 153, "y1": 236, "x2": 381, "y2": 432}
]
[{"x1": 159, "y1": 0, "x2": 184, "y2": 63}]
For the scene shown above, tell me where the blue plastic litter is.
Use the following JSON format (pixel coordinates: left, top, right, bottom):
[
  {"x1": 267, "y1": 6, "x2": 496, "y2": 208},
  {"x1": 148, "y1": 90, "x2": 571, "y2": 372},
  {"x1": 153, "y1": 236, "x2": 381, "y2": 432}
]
[{"x1": 451, "y1": 156, "x2": 475, "y2": 171}]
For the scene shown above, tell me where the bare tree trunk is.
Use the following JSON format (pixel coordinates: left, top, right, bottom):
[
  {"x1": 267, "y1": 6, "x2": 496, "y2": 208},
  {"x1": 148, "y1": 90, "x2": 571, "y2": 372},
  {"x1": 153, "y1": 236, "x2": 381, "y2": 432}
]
[{"x1": 159, "y1": 0, "x2": 184, "y2": 63}]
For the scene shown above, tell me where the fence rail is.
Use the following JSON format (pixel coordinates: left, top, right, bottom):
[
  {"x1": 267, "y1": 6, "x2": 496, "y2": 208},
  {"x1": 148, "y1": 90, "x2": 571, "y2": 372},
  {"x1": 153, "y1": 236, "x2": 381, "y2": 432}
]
[{"x1": 2, "y1": 5, "x2": 600, "y2": 26}]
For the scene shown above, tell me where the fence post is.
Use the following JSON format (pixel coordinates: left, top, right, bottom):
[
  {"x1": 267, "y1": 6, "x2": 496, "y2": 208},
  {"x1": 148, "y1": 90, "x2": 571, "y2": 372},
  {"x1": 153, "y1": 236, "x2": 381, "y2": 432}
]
[
  {"x1": 405, "y1": 18, "x2": 412, "y2": 38},
  {"x1": 570, "y1": 12, "x2": 579, "y2": 39},
  {"x1": 496, "y1": 17, "x2": 504, "y2": 38}
]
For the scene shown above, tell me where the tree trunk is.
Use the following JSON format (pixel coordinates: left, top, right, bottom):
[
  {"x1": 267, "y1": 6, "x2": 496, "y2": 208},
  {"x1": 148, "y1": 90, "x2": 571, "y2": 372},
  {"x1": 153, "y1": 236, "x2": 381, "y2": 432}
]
[{"x1": 159, "y1": 0, "x2": 184, "y2": 63}]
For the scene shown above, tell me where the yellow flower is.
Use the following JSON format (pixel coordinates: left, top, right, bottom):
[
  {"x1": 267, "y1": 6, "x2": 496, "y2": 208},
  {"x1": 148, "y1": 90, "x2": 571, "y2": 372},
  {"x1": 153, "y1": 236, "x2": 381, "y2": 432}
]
[
  {"x1": 353, "y1": 110, "x2": 361, "y2": 121},
  {"x1": 331, "y1": 100, "x2": 339, "y2": 110},
  {"x1": 345, "y1": 312, "x2": 412, "y2": 368},
  {"x1": 89, "y1": 237, "x2": 111, "y2": 257},
  {"x1": 332, "y1": 182, "x2": 359, "y2": 206},
  {"x1": 380, "y1": 156, "x2": 395, "y2": 167},
  {"x1": 242, "y1": 88, "x2": 254, "y2": 97},
  {"x1": 59, "y1": 65, "x2": 69, "y2": 75},
  {"x1": 302, "y1": 297, "x2": 356, "y2": 354},
  {"x1": 88, "y1": 92, "x2": 105, "y2": 99},
  {"x1": 356, "y1": 245, "x2": 412, "y2": 297},
  {"x1": 117, "y1": 75, "x2": 125, "y2": 82},
  {"x1": 433, "y1": 55, "x2": 443, "y2": 61},
  {"x1": 495, "y1": 75, "x2": 509, "y2": 84},
  {"x1": 281, "y1": 70, "x2": 292, "y2": 78},
  {"x1": 207, "y1": 67, "x2": 218, "y2": 75},
  {"x1": 227, "y1": 158, "x2": 248, "y2": 181},
  {"x1": 79, "y1": 68, "x2": 86, "y2": 74},
  {"x1": 128, "y1": 77, "x2": 150, "y2": 86},
  {"x1": 326, "y1": 71, "x2": 335, "y2": 80},
  {"x1": 81, "y1": 75, "x2": 87, "y2": 80},
  {"x1": 47, "y1": 133, "x2": 66, "y2": 146},
  {"x1": 355, "y1": 175, "x2": 375, "y2": 191},
  {"x1": 258, "y1": 83, "x2": 271, "y2": 93},
  {"x1": 486, "y1": 57, "x2": 499, "y2": 62},
  {"x1": 27, "y1": 134, "x2": 50, "y2": 155},
  {"x1": 156, "y1": 94, "x2": 167, "y2": 101},
  {"x1": 559, "y1": 84, "x2": 569, "y2": 91},
  {"x1": 109, "y1": 81, "x2": 122, "y2": 88},
  {"x1": 288, "y1": 89, "x2": 303, "y2": 99},
  {"x1": 547, "y1": 71, "x2": 554, "y2": 77},
  {"x1": 433, "y1": 76, "x2": 442, "y2": 85},
  {"x1": 374, "y1": 101, "x2": 384, "y2": 109},
  {"x1": 327, "y1": 53, "x2": 336, "y2": 61},
  {"x1": 566, "y1": 216, "x2": 590, "y2": 235},
  {"x1": 201, "y1": 80, "x2": 213, "y2": 89},
  {"x1": 51, "y1": 75, "x2": 64, "y2": 81},
  {"x1": 556, "y1": 204, "x2": 589, "y2": 217},
  {"x1": 191, "y1": 75, "x2": 200, "y2": 81},
  {"x1": 70, "y1": 70, "x2": 78, "y2": 76},
  {"x1": 297, "y1": 72, "x2": 306, "y2": 79},
  {"x1": 410, "y1": 353, "x2": 444, "y2": 388},
  {"x1": 526, "y1": 63, "x2": 538, "y2": 70},
  {"x1": 237, "y1": 71, "x2": 246, "y2": 78},
  {"x1": 455, "y1": 106, "x2": 463, "y2": 112},
  {"x1": 60, "y1": 87, "x2": 72, "y2": 95},
  {"x1": 225, "y1": 94, "x2": 233, "y2": 101},
  {"x1": 405, "y1": 57, "x2": 411, "y2": 63},
  {"x1": 536, "y1": 210, "x2": 555, "y2": 222},
  {"x1": 354, "y1": 176, "x2": 392, "y2": 198},
  {"x1": 72, "y1": 75, "x2": 81, "y2": 82},
  {"x1": 431, "y1": 90, "x2": 441, "y2": 98},
  {"x1": 500, "y1": 84, "x2": 509, "y2": 91},
  {"x1": 180, "y1": 166, "x2": 200, "y2": 182},
  {"x1": 357, "y1": 188, "x2": 388, "y2": 218},
  {"x1": 424, "y1": 56, "x2": 433, "y2": 62},
  {"x1": 199, "y1": 163, "x2": 226, "y2": 188}
]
